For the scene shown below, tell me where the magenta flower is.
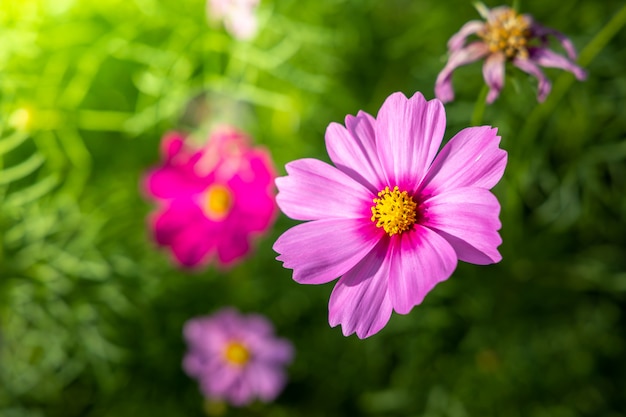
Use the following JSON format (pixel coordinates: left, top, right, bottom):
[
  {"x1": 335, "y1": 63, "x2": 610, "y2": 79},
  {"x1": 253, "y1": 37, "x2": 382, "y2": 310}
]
[
  {"x1": 183, "y1": 308, "x2": 294, "y2": 406},
  {"x1": 435, "y1": 4, "x2": 587, "y2": 103},
  {"x1": 273, "y1": 92, "x2": 507, "y2": 338},
  {"x1": 143, "y1": 126, "x2": 277, "y2": 269}
]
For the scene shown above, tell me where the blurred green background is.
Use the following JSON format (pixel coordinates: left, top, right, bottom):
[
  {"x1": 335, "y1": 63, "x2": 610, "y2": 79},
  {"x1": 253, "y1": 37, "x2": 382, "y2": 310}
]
[{"x1": 1, "y1": 0, "x2": 625, "y2": 416}]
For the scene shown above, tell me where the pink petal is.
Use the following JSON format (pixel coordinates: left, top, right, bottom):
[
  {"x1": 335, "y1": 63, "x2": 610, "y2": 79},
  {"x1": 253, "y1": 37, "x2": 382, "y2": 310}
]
[
  {"x1": 246, "y1": 363, "x2": 287, "y2": 402},
  {"x1": 273, "y1": 218, "x2": 380, "y2": 285},
  {"x1": 388, "y1": 226, "x2": 458, "y2": 314},
  {"x1": 216, "y1": 228, "x2": 251, "y2": 266},
  {"x1": 423, "y1": 187, "x2": 503, "y2": 265},
  {"x1": 275, "y1": 158, "x2": 371, "y2": 221},
  {"x1": 447, "y1": 20, "x2": 485, "y2": 51},
  {"x1": 325, "y1": 111, "x2": 385, "y2": 191},
  {"x1": 170, "y1": 220, "x2": 216, "y2": 267},
  {"x1": 483, "y1": 52, "x2": 506, "y2": 103},
  {"x1": 375, "y1": 92, "x2": 446, "y2": 190},
  {"x1": 530, "y1": 21, "x2": 578, "y2": 60},
  {"x1": 420, "y1": 126, "x2": 507, "y2": 195},
  {"x1": 160, "y1": 132, "x2": 185, "y2": 160},
  {"x1": 435, "y1": 42, "x2": 490, "y2": 103},
  {"x1": 328, "y1": 241, "x2": 393, "y2": 339},
  {"x1": 512, "y1": 57, "x2": 552, "y2": 102},
  {"x1": 152, "y1": 200, "x2": 203, "y2": 246},
  {"x1": 529, "y1": 47, "x2": 587, "y2": 81},
  {"x1": 143, "y1": 166, "x2": 207, "y2": 200}
]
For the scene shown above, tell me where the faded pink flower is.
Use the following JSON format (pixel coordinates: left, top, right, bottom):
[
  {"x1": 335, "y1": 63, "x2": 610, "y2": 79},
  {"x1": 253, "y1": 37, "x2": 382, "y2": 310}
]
[
  {"x1": 273, "y1": 92, "x2": 507, "y2": 338},
  {"x1": 183, "y1": 308, "x2": 294, "y2": 406},
  {"x1": 143, "y1": 126, "x2": 277, "y2": 268},
  {"x1": 435, "y1": 4, "x2": 587, "y2": 103},
  {"x1": 207, "y1": 0, "x2": 260, "y2": 40}
]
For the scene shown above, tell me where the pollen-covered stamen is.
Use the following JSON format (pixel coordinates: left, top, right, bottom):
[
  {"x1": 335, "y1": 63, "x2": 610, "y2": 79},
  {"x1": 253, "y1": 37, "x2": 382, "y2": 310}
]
[
  {"x1": 479, "y1": 8, "x2": 531, "y2": 59},
  {"x1": 371, "y1": 186, "x2": 418, "y2": 236},
  {"x1": 224, "y1": 341, "x2": 250, "y2": 366},
  {"x1": 203, "y1": 184, "x2": 232, "y2": 220}
]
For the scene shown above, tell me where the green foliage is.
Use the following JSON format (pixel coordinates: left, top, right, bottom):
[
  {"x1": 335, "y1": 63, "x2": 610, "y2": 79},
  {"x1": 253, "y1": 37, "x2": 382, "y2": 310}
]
[{"x1": 1, "y1": 0, "x2": 625, "y2": 416}]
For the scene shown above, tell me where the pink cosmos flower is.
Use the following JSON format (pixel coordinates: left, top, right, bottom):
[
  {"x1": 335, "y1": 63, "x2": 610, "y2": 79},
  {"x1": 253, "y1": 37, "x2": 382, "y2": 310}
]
[
  {"x1": 435, "y1": 4, "x2": 587, "y2": 103},
  {"x1": 273, "y1": 92, "x2": 507, "y2": 339},
  {"x1": 183, "y1": 308, "x2": 294, "y2": 406},
  {"x1": 143, "y1": 126, "x2": 277, "y2": 269},
  {"x1": 207, "y1": 0, "x2": 260, "y2": 40}
]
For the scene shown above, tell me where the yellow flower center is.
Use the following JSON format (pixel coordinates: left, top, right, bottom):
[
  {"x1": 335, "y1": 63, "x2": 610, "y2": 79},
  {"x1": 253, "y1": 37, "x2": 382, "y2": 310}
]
[
  {"x1": 203, "y1": 184, "x2": 232, "y2": 220},
  {"x1": 479, "y1": 8, "x2": 531, "y2": 59},
  {"x1": 371, "y1": 186, "x2": 418, "y2": 236},
  {"x1": 224, "y1": 341, "x2": 250, "y2": 366}
]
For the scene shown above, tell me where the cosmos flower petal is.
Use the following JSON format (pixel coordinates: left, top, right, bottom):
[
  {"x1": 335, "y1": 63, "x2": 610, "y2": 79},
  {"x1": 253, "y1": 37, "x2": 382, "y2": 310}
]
[
  {"x1": 529, "y1": 47, "x2": 587, "y2": 80},
  {"x1": 435, "y1": 42, "x2": 490, "y2": 103},
  {"x1": 152, "y1": 200, "x2": 203, "y2": 246},
  {"x1": 328, "y1": 241, "x2": 393, "y2": 339},
  {"x1": 325, "y1": 111, "x2": 385, "y2": 191},
  {"x1": 423, "y1": 187, "x2": 502, "y2": 265},
  {"x1": 530, "y1": 21, "x2": 579, "y2": 60},
  {"x1": 274, "y1": 218, "x2": 380, "y2": 285},
  {"x1": 143, "y1": 166, "x2": 207, "y2": 199},
  {"x1": 483, "y1": 52, "x2": 506, "y2": 103},
  {"x1": 275, "y1": 158, "x2": 372, "y2": 221},
  {"x1": 375, "y1": 92, "x2": 447, "y2": 188},
  {"x1": 421, "y1": 126, "x2": 507, "y2": 194},
  {"x1": 447, "y1": 20, "x2": 485, "y2": 51},
  {"x1": 512, "y1": 57, "x2": 552, "y2": 102},
  {"x1": 170, "y1": 223, "x2": 216, "y2": 267},
  {"x1": 389, "y1": 226, "x2": 458, "y2": 314},
  {"x1": 247, "y1": 364, "x2": 287, "y2": 402}
]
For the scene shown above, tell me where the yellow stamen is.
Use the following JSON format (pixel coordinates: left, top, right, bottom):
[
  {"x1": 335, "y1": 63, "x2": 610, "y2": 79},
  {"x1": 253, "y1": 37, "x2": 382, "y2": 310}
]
[
  {"x1": 224, "y1": 341, "x2": 250, "y2": 366},
  {"x1": 479, "y1": 8, "x2": 531, "y2": 59},
  {"x1": 204, "y1": 184, "x2": 232, "y2": 220},
  {"x1": 371, "y1": 186, "x2": 418, "y2": 236}
]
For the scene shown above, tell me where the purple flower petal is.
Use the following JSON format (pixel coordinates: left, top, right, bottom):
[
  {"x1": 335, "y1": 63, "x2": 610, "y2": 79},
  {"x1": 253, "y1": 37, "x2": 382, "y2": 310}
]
[
  {"x1": 388, "y1": 226, "x2": 457, "y2": 314},
  {"x1": 152, "y1": 200, "x2": 203, "y2": 246},
  {"x1": 435, "y1": 42, "x2": 490, "y2": 103},
  {"x1": 143, "y1": 166, "x2": 207, "y2": 200},
  {"x1": 420, "y1": 126, "x2": 507, "y2": 195},
  {"x1": 246, "y1": 364, "x2": 287, "y2": 402},
  {"x1": 447, "y1": 20, "x2": 485, "y2": 51},
  {"x1": 328, "y1": 241, "x2": 393, "y2": 339},
  {"x1": 375, "y1": 92, "x2": 446, "y2": 190},
  {"x1": 483, "y1": 52, "x2": 506, "y2": 103},
  {"x1": 275, "y1": 158, "x2": 371, "y2": 221},
  {"x1": 423, "y1": 187, "x2": 503, "y2": 265},
  {"x1": 274, "y1": 218, "x2": 380, "y2": 285},
  {"x1": 530, "y1": 21, "x2": 578, "y2": 60},
  {"x1": 325, "y1": 111, "x2": 385, "y2": 191},
  {"x1": 513, "y1": 56, "x2": 552, "y2": 102},
  {"x1": 529, "y1": 47, "x2": 587, "y2": 81}
]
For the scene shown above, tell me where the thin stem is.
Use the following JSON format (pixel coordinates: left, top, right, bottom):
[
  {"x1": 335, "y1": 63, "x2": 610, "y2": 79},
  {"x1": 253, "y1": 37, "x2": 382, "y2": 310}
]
[{"x1": 471, "y1": 85, "x2": 489, "y2": 126}]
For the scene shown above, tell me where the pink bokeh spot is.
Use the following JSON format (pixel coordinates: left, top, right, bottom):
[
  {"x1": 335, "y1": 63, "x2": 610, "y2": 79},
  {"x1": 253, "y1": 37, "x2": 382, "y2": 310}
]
[{"x1": 143, "y1": 126, "x2": 278, "y2": 269}]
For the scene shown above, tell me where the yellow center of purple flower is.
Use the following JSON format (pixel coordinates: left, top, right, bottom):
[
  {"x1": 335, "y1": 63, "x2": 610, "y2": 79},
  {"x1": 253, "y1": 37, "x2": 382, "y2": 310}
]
[
  {"x1": 371, "y1": 186, "x2": 418, "y2": 236},
  {"x1": 479, "y1": 8, "x2": 531, "y2": 59},
  {"x1": 203, "y1": 184, "x2": 232, "y2": 220},
  {"x1": 224, "y1": 341, "x2": 250, "y2": 366}
]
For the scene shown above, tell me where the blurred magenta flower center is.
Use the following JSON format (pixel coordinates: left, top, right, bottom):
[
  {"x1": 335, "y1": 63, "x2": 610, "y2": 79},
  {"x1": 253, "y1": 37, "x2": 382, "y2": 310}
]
[
  {"x1": 224, "y1": 341, "x2": 250, "y2": 366},
  {"x1": 479, "y1": 8, "x2": 531, "y2": 59},
  {"x1": 203, "y1": 184, "x2": 232, "y2": 220},
  {"x1": 370, "y1": 186, "x2": 418, "y2": 236}
]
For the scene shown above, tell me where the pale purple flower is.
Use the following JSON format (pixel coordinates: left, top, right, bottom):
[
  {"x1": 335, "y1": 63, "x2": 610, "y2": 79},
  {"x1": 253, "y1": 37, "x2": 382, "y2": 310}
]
[
  {"x1": 207, "y1": 0, "x2": 260, "y2": 40},
  {"x1": 435, "y1": 4, "x2": 587, "y2": 103},
  {"x1": 143, "y1": 126, "x2": 277, "y2": 269},
  {"x1": 183, "y1": 308, "x2": 294, "y2": 406},
  {"x1": 273, "y1": 91, "x2": 507, "y2": 339}
]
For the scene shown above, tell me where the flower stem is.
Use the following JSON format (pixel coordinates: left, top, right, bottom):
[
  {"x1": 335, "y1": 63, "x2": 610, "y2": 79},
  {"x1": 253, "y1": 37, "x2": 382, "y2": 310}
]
[{"x1": 471, "y1": 85, "x2": 489, "y2": 126}]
